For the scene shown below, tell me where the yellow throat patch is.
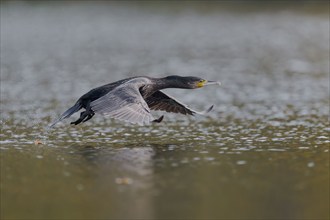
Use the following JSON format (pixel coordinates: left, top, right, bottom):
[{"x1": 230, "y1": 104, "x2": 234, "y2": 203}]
[{"x1": 197, "y1": 80, "x2": 207, "y2": 88}]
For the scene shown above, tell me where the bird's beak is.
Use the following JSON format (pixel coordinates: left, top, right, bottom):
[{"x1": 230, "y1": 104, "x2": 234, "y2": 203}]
[
  {"x1": 205, "y1": 80, "x2": 221, "y2": 86},
  {"x1": 197, "y1": 80, "x2": 221, "y2": 88}
]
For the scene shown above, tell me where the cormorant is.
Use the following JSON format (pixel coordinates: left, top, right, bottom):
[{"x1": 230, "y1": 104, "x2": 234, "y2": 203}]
[{"x1": 50, "y1": 75, "x2": 220, "y2": 127}]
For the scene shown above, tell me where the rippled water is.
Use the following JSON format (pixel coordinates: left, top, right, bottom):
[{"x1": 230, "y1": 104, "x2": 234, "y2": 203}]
[{"x1": 1, "y1": 2, "x2": 329, "y2": 219}]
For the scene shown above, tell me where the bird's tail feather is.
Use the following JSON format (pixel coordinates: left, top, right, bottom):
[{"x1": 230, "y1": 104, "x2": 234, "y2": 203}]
[{"x1": 49, "y1": 102, "x2": 82, "y2": 128}]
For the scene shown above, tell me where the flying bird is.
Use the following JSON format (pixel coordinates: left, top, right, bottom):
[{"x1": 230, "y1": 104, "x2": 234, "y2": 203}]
[{"x1": 50, "y1": 75, "x2": 220, "y2": 127}]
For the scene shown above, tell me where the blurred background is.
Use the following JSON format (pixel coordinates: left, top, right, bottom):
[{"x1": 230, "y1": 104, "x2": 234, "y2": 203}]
[{"x1": 1, "y1": 1, "x2": 329, "y2": 219}]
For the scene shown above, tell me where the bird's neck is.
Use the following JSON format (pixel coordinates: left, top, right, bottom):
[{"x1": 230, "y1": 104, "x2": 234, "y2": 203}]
[
  {"x1": 152, "y1": 77, "x2": 179, "y2": 90},
  {"x1": 140, "y1": 77, "x2": 184, "y2": 99}
]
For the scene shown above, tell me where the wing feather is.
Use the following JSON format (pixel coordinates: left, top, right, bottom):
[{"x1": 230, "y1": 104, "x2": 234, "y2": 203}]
[
  {"x1": 145, "y1": 91, "x2": 213, "y2": 116},
  {"x1": 90, "y1": 82, "x2": 154, "y2": 125}
]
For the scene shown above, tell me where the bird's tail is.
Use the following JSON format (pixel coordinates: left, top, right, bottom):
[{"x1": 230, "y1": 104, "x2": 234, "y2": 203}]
[{"x1": 49, "y1": 102, "x2": 82, "y2": 128}]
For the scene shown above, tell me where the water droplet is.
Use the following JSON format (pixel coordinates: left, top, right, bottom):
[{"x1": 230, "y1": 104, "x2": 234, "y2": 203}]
[
  {"x1": 76, "y1": 184, "x2": 84, "y2": 191},
  {"x1": 205, "y1": 157, "x2": 215, "y2": 161},
  {"x1": 63, "y1": 171, "x2": 71, "y2": 177},
  {"x1": 307, "y1": 162, "x2": 315, "y2": 168},
  {"x1": 236, "y1": 160, "x2": 247, "y2": 165},
  {"x1": 115, "y1": 177, "x2": 133, "y2": 185}
]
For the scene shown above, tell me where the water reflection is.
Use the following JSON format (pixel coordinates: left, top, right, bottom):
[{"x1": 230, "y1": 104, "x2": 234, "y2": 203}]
[{"x1": 67, "y1": 144, "x2": 157, "y2": 219}]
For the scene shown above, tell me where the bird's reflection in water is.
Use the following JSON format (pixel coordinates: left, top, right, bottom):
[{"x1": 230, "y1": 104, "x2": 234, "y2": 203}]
[
  {"x1": 71, "y1": 143, "x2": 159, "y2": 188},
  {"x1": 69, "y1": 143, "x2": 162, "y2": 219}
]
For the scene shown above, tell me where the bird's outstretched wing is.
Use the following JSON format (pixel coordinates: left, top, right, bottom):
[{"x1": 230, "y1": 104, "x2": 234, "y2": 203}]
[
  {"x1": 90, "y1": 84, "x2": 154, "y2": 125},
  {"x1": 145, "y1": 91, "x2": 213, "y2": 115}
]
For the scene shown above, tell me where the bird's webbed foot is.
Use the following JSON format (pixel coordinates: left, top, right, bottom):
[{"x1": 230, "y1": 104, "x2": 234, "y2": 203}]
[
  {"x1": 71, "y1": 110, "x2": 95, "y2": 125},
  {"x1": 82, "y1": 112, "x2": 95, "y2": 123},
  {"x1": 152, "y1": 115, "x2": 164, "y2": 123}
]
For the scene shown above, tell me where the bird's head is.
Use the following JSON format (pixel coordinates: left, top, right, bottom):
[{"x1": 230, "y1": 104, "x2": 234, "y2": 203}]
[{"x1": 165, "y1": 75, "x2": 221, "y2": 89}]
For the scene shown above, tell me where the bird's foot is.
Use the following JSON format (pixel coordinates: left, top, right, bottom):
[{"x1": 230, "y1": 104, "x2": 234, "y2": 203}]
[
  {"x1": 70, "y1": 120, "x2": 80, "y2": 125},
  {"x1": 82, "y1": 112, "x2": 95, "y2": 123},
  {"x1": 70, "y1": 111, "x2": 86, "y2": 125},
  {"x1": 152, "y1": 115, "x2": 164, "y2": 123},
  {"x1": 70, "y1": 110, "x2": 95, "y2": 125}
]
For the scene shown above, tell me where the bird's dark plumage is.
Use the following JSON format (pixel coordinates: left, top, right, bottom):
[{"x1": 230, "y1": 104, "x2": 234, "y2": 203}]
[{"x1": 50, "y1": 75, "x2": 220, "y2": 127}]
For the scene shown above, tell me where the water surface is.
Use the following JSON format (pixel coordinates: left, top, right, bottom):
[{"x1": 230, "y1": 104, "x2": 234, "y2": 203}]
[{"x1": 1, "y1": 2, "x2": 329, "y2": 219}]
